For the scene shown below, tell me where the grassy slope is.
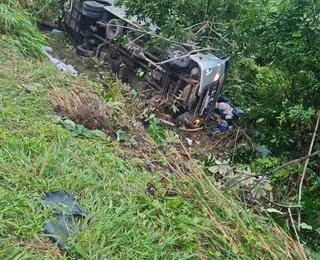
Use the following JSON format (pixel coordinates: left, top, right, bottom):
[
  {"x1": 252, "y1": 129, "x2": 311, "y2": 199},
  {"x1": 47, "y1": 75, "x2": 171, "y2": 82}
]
[{"x1": 0, "y1": 39, "x2": 307, "y2": 259}]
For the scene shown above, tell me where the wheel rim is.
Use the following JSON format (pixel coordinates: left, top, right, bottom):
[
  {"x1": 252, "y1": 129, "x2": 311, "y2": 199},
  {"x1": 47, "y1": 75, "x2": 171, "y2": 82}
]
[{"x1": 173, "y1": 50, "x2": 186, "y2": 62}]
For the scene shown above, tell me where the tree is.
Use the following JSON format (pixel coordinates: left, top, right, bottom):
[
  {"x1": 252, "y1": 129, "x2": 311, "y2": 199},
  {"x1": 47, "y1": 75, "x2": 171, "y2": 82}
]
[{"x1": 117, "y1": 0, "x2": 320, "y2": 250}]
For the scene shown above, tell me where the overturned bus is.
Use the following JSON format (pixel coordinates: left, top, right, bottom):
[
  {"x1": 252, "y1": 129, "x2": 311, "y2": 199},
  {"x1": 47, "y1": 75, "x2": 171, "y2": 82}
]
[{"x1": 62, "y1": 0, "x2": 229, "y2": 120}]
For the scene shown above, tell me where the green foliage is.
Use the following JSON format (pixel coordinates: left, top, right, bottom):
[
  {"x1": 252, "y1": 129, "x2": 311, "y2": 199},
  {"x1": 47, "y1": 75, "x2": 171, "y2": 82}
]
[
  {"x1": 0, "y1": 15, "x2": 308, "y2": 257},
  {"x1": 208, "y1": 159, "x2": 232, "y2": 176},
  {"x1": 226, "y1": 0, "x2": 319, "y2": 155},
  {"x1": 2, "y1": 0, "x2": 60, "y2": 23},
  {"x1": 61, "y1": 119, "x2": 107, "y2": 139},
  {"x1": 164, "y1": 130, "x2": 180, "y2": 145},
  {"x1": 203, "y1": 158, "x2": 272, "y2": 199},
  {"x1": 0, "y1": 4, "x2": 46, "y2": 58},
  {"x1": 147, "y1": 117, "x2": 167, "y2": 144},
  {"x1": 118, "y1": 0, "x2": 319, "y2": 158},
  {"x1": 136, "y1": 68, "x2": 145, "y2": 77},
  {"x1": 1, "y1": 0, "x2": 318, "y2": 256},
  {"x1": 202, "y1": 154, "x2": 216, "y2": 175}
]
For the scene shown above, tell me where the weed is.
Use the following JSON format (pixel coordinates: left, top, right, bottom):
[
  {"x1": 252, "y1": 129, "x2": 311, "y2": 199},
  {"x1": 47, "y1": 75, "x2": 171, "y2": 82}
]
[
  {"x1": 0, "y1": 4, "x2": 46, "y2": 58},
  {"x1": 147, "y1": 117, "x2": 167, "y2": 144},
  {"x1": 61, "y1": 119, "x2": 107, "y2": 139},
  {"x1": 0, "y1": 19, "x2": 308, "y2": 259}
]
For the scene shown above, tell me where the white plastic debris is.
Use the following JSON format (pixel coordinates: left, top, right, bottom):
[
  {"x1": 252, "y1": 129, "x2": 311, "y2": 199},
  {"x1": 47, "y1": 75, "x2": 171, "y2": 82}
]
[
  {"x1": 186, "y1": 138, "x2": 193, "y2": 147},
  {"x1": 42, "y1": 46, "x2": 78, "y2": 76},
  {"x1": 160, "y1": 118, "x2": 176, "y2": 127}
]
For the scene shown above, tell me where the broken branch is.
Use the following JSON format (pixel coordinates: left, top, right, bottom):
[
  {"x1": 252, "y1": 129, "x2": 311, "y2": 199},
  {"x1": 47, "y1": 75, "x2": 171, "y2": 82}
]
[
  {"x1": 297, "y1": 114, "x2": 320, "y2": 230},
  {"x1": 224, "y1": 150, "x2": 320, "y2": 191}
]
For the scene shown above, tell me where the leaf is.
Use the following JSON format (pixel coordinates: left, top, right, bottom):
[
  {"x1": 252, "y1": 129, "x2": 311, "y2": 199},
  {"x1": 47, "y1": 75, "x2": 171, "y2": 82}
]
[
  {"x1": 147, "y1": 118, "x2": 167, "y2": 144},
  {"x1": 208, "y1": 165, "x2": 219, "y2": 174},
  {"x1": 52, "y1": 115, "x2": 62, "y2": 123},
  {"x1": 256, "y1": 176, "x2": 271, "y2": 190},
  {"x1": 255, "y1": 224, "x2": 262, "y2": 229},
  {"x1": 165, "y1": 130, "x2": 180, "y2": 144},
  {"x1": 76, "y1": 124, "x2": 85, "y2": 133},
  {"x1": 223, "y1": 175, "x2": 241, "y2": 189},
  {"x1": 92, "y1": 130, "x2": 107, "y2": 138},
  {"x1": 256, "y1": 118, "x2": 265, "y2": 123},
  {"x1": 116, "y1": 129, "x2": 126, "y2": 142},
  {"x1": 265, "y1": 208, "x2": 284, "y2": 215},
  {"x1": 299, "y1": 223, "x2": 313, "y2": 230},
  {"x1": 203, "y1": 154, "x2": 215, "y2": 168},
  {"x1": 61, "y1": 119, "x2": 76, "y2": 131},
  {"x1": 71, "y1": 131, "x2": 79, "y2": 137},
  {"x1": 82, "y1": 129, "x2": 93, "y2": 138},
  {"x1": 251, "y1": 185, "x2": 267, "y2": 199},
  {"x1": 242, "y1": 175, "x2": 255, "y2": 187},
  {"x1": 208, "y1": 160, "x2": 232, "y2": 175}
]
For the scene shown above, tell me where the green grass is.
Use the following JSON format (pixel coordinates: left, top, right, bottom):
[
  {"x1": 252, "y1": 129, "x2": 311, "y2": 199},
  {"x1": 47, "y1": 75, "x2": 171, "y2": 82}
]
[
  {"x1": 1, "y1": 0, "x2": 60, "y2": 24},
  {"x1": 0, "y1": 27, "x2": 308, "y2": 260},
  {"x1": 0, "y1": 4, "x2": 46, "y2": 58}
]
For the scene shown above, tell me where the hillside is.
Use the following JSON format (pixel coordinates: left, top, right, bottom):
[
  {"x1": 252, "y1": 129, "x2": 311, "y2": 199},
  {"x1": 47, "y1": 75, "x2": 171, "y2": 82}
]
[{"x1": 0, "y1": 2, "x2": 317, "y2": 259}]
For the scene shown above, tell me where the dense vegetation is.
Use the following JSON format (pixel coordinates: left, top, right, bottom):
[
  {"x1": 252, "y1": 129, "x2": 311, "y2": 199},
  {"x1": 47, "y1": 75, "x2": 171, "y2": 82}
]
[
  {"x1": 0, "y1": 0, "x2": 319, "y2": 257},
  {"x1": 119, "y1": 0, "x2": 320, "y2": 250},
  {"x1": 2, "y1": 0, "x2": 59, "y2": 23}
]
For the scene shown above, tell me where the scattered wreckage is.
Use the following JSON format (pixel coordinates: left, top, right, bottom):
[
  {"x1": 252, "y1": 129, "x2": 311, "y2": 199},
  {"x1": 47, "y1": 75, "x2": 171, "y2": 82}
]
[{"x1": 61, "y1": 0, "x2": 230, "y2": 126}]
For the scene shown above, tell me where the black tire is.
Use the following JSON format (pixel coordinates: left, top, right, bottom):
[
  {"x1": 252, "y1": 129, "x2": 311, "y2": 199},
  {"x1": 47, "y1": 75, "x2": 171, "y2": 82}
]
[
  {"x1": 82, "y1": 9, "x2": 103, "y2": 19},
  {"x1": 83, "y1": 1, "x2": 105, "y2": 13},
  {"x1": 76, "y1": 45, "x2": 95, "y2": 57},
  {"x1": 169, "y1": 44, "x2": 191, "y2": 68},
  {"x1": 106, "y1": 19, "x2": 124, "y2": 40}
]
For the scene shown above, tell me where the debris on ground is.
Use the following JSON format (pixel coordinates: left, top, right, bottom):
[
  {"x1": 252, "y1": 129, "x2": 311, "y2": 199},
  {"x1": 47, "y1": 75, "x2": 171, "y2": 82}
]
[
  {"x1": 146, "y1": 181, "x2": 157, "y2": 196},
  {"x1": 186, "y1": 138, "x2": 193, "y2": 147},
  {"x1": 42, "y1": 46, "x2": 78, "y2": 76},
  {"x1": 44, "y1": 190, "x2": 86, "y2": 254},
  {"x1": 160, "y1": 118, "x2": 176, "y2": 127},
  {"x1": 255, "y1": 145, "x2": 272, "y2": 157},
  {"x1": 212, "y1": 119, "x2": 232, "y2": 134},
  {"x1": 47, "y1": 36, "x2": 249, "y2": 163},
  {"x1": 50, "y1": 29, "x2": 64, "y2": 36}
]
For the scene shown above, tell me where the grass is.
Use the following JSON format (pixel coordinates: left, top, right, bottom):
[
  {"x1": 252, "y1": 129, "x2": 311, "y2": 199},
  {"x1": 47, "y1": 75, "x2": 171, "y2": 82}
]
[
  {"x1": 1, "y1": 0, "x2": 60, "y2": 24},
  {"x1": 0, "y1": 4, "x2": 46, "y2": 58},
  {"x1": 0, "y1": 10, "x2": 309, "y2": 259}
]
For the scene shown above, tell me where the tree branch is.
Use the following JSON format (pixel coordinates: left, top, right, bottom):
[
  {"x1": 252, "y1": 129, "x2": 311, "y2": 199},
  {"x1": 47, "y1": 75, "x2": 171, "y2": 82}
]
[
  {"x1": 288, "y1": 208, "x2": 300, "y2": 243},
  {"x1": 254, "y1": 150, "x2": 320, "y2": 178},
  {"x1": 156, "y1": 48, "x2": 218, "y2": 65},
  {"x1": 224, "y1": 150, "x2": 320, "y2": 190},
  {"x1": 261, "y1": 196, "x2": 300, "y2": 209},
  {"x1": 208, "y1": 26, "x2": 235, "y2": 47},
  {"x1": 297, "y1": 114, "x2": 320, "y2": 230}
]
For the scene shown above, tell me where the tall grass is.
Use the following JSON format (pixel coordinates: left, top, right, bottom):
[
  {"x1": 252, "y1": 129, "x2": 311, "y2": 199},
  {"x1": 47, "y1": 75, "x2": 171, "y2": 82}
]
[
  {"x1": 162, "y1": 150, "x2": 307, "y2": 259},
  {"x1": 0, "y1": 37, "x2": 309, "y2": 259},
  {"x1": 0, "y1": 4, "x2": 46, "y2": 58},
  {"x1": 1, "y1": 0, "x2": 59, "y2": 23}
]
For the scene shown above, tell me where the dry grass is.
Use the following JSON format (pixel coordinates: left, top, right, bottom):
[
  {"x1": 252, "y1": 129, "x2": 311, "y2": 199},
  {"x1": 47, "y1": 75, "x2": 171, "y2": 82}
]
[
  {"x1": 51, "y1": 85, "x2": 114, "y2": 134},
  {"x1": 155, "y1": 146, "x2": 308, "y2": 260}
]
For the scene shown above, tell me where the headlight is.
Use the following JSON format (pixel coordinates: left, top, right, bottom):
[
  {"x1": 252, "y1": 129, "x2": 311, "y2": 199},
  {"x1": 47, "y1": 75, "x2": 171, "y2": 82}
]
[{"x1": 213, "y1": 73, "x2": 220, "y2": 81}]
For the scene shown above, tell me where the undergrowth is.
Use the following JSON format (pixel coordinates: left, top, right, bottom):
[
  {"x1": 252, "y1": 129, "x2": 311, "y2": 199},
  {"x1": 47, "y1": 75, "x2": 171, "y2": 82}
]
[
  {"x1": 0, "y1": 4, "x2": 46, "y2": 58},
  {"x1": 1, "y1": 0, "x2": 59, "y2": 23},
  {"x1": 0, "y1": 35, "x2": 308, "y2": 259},
  {"x1": 0, "y1": 3, "x2": 310, "y2": 258}
]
